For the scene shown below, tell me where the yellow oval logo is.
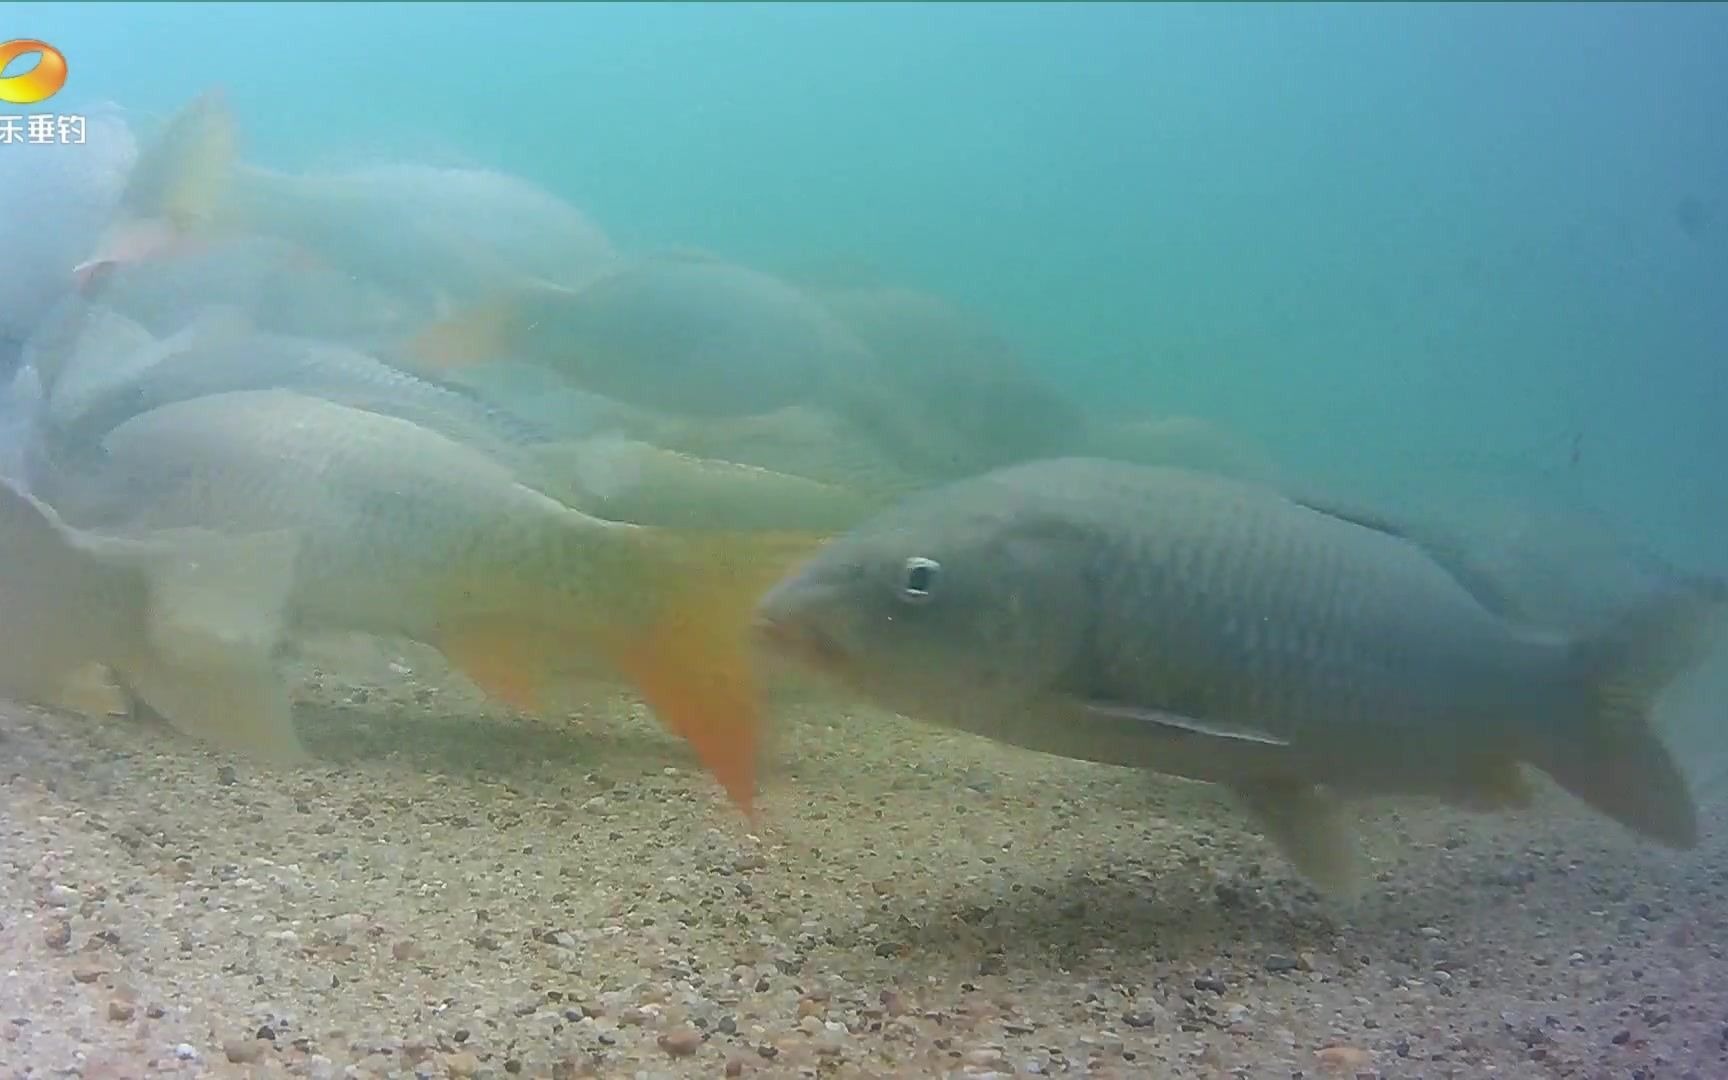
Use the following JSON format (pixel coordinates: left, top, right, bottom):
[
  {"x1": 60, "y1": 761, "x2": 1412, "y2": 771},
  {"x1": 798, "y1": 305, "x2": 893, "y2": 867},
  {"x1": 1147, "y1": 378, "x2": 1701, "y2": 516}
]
[{"x1": 0, "y1": 39, "x2": 68, "y2": 105}]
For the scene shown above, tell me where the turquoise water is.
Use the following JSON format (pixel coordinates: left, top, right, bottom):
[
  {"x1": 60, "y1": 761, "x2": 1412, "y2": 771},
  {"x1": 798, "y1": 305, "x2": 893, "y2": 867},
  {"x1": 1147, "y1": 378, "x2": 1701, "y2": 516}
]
[{"x1": 14, "y1": 1, "x2": 1728, "y2": 556}]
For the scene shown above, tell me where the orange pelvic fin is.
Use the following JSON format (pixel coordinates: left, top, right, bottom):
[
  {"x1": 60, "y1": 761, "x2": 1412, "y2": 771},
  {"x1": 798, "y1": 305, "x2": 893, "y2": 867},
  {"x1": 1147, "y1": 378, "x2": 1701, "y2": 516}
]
[{"x1": 440, "y1": 618, "x2": 557, "y2": 714}]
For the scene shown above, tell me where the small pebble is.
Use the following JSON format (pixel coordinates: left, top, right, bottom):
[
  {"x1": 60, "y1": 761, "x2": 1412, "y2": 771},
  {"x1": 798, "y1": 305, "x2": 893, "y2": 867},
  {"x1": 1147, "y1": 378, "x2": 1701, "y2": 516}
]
[
  {"x1": 71, "y1": 958, "x2": 106, "y2": 983},
  {"x1": 174, "y1": 1044, "x2": 199, "y2": 1062},
  {"x1": 1316, "y1": 1045, "x2": 1371, "y2": 1071},
  {"x1": 224, "y1": 1037, "x2": 265, "y2": 1064},
  {"x1": 963, "y1": 1047, "x2": 1009, "y2": 1068},
  {"x1": 444, "y1": 1050, "x2": 479, "y2": 1077},
  {"x1": 659, "y1": 1026, "x2": 702, "y2": 1056},
  {"x1": 107, "y1": 1000, "x2": 134, "y2": 1022},
  {"x1": 42, "y1": 920, "x2": 71, "y2": 950}
]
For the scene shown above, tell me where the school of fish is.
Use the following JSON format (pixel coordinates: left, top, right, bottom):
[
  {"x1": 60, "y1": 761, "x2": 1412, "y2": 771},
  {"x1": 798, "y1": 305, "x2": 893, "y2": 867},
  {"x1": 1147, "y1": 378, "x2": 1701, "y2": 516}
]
[{"x1": 1, "y1": 89, "x2": 1720, "y2": 893}]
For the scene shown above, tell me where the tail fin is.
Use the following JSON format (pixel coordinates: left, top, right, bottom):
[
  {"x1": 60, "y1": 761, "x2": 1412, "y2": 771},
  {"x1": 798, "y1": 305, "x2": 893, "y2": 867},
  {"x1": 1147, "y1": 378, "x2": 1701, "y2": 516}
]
[
  {"x1": 1536, "y1": 584, "x2": 1727, "y2": 849},
  {"x1": 126, "y1": 87, "x2": 238, "y2": 229},
  {"x1": 74, "y1": 87, "x2": 237, "y2": 289}
]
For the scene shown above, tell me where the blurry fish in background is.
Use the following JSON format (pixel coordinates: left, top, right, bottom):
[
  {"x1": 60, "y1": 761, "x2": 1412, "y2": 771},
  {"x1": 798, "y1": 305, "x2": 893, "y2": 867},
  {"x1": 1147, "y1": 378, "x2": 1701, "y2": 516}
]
[
  {"x1": 755, "y1": 458, "x2": 1723, "y2": 895},
  {"x1": 813, "y1": 285, "x2": 1091, "y2": 477},
  {"x1": 402, "y1": 250, "x2": 889, "y2": 416},
  {"x1": 438, "y1": 360, "x2": 651, "y2": 441},
  {"x1": 8, "y1": 386, "x2": 825, "y2": 811},
  {"x1": 23, "y1": 302, "x2": 553, "y2": 481},
  {"x1": 0, "y1": 363, "x2": 44, "y2": 490},
  {"x1": 61, "y1": 88, "x2": 1071, "y2": 507},
  {"x1": 61, "y1": 91, "x2": 464, "y2": 347},
  {"x1": 639, "y1": 404, "x2": 931, "y2": 502},
  {"x1": 1366, "y1": 484, "x2": 1701, "y2": 635},
  {"x1": 0, "y1": 102, "x2": 138, "y2": 365},
  {"x1": 20, "y1": 299, "x2": 885, "y2": 534},
  {"x1": 74, "y1": 89, "x2": 617, "y2": 317},
  {"x1": 220, "y1": 160, "x2": 619, "y2": 307},
  {"x1": 561, "y1": 437, "x2": 885, "y2": 533},
  {"x1": 79, "y1": 233, "x2": 420, "y2": 349},
  {"x1": 72, "y1": 89, "x2": 234, "y2": 291},
  {"x1": 407, "y1": 251, "x2": 1051, "y2": 498},
  {"x1": 1080, "y1": 413, "x2": 1287, "y2": 487}
]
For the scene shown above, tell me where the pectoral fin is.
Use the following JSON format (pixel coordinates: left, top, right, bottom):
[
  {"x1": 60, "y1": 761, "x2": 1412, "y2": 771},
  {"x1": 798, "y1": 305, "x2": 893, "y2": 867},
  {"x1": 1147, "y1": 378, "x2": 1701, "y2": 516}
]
[
  {"x1": 1080, "y1": 700, "x2": 1291, "y2": 746},
  {"x1": 1231, "y1": 779, "x2": 1361, "y2": 899}
]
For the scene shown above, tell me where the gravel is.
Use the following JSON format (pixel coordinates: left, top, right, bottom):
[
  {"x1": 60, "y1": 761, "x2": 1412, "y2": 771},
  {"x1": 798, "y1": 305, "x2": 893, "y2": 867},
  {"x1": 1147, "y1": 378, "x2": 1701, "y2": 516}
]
[{"x1": 1, "y1": 640, "x2": 1724, "y2": 1078}]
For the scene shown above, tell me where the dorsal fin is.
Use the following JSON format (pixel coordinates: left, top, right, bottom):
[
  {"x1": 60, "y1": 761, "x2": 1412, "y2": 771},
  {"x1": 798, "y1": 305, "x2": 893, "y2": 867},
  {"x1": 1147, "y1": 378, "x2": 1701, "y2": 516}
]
[{"x1": 1291, "y1": 493, "x2": 1532, "y2": 623}]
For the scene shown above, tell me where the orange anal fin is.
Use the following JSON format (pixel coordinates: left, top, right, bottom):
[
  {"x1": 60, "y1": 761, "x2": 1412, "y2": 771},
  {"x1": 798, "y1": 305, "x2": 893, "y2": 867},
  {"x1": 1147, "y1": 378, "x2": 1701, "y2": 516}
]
[
  {"x1": 441, "y1": 621, "x2": 551, "y2": 714},
  {"x1": 600, "y1": 531, "x2": 834, "y2": 818},
  {"x1": 608, "y1": 623, "x2": 763, "y2": 821}
]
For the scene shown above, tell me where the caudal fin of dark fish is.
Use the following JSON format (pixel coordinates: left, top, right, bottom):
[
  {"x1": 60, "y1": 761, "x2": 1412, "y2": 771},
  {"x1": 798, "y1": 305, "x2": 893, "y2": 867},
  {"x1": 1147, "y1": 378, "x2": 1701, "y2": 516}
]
[{"x1": 1530, "y1": 582, "x2": 1728, "y2": 850}]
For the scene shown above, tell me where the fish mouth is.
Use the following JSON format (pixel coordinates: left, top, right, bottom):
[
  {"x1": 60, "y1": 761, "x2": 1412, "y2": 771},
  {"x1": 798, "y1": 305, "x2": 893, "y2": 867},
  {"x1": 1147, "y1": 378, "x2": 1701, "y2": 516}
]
[{"x1": 752, "y1": 613, "x2": 850, "y2": 676}]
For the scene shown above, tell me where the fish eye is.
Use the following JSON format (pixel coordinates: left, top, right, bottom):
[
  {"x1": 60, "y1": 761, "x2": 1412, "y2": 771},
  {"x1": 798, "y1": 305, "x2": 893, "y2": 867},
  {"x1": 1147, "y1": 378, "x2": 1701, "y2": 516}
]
[{"x1": 898, "y1": 556, "x2": 939, "y2": 604}]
